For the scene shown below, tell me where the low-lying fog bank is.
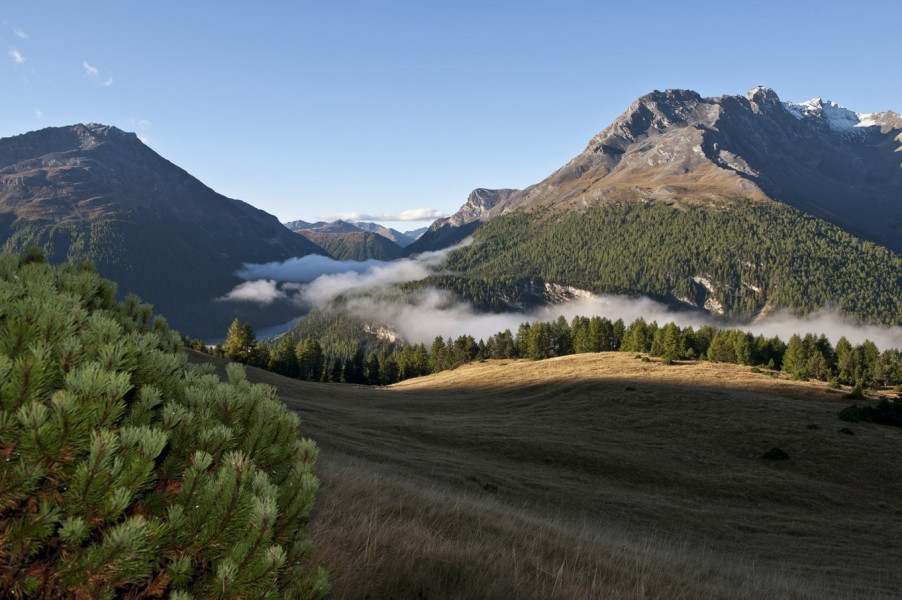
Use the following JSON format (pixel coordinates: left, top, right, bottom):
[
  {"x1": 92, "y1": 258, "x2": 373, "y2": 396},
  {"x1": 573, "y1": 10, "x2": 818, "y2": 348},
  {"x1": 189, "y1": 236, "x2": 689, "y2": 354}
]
[{"x1": 221, "y1": 248, "x2": 902, "y2": 350}]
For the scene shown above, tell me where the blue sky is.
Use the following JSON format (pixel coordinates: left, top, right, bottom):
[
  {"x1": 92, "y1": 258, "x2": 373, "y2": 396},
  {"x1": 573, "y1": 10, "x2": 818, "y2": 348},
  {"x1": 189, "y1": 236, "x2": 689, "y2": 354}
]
[{"x1": 2, "y1": 1, "x2": 899, "y2": 230}]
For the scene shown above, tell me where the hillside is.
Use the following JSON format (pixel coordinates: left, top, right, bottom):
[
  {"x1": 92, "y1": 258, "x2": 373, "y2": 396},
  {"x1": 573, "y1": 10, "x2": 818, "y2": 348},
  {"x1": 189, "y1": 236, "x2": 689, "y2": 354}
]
[
  {"x1": 0, "y1": 124, "x2": 325, "y2": 338},
  {"x1": 411, "y1": 87, "x2": 902, "y2": 255},
  {"x1": 191, "y1": 350, "x2": 902, "y2": 599},
  {"x1": 297, "y1": 229, "x2": 405, "y2": 261},
  {"x1": 433, "y1": 200, "x2": 902, "y2": 324}
]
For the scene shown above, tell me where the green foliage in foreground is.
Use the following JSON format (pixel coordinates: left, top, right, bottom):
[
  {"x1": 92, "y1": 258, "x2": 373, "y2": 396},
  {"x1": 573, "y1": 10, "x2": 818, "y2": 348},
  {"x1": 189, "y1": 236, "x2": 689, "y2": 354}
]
[
  {"x1": 439, "y1": 201, "x2": 902, "y2": 325},
  {"x1": 0, "y1": 250, "x2": 327, "y2": 599}
]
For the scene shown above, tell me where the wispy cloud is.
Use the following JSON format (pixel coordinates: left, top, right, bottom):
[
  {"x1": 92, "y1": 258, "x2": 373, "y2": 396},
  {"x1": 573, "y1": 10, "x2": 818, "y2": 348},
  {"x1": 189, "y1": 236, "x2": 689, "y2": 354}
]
[
  {"x1": 83, "y1": 60, "x2": 113, "y2": 86},
  {"x1": 34, "y1": 108, "x2": 42, "y2": 119},
  {"x1": 83, "y1": 61, "x2": 98, "y2": 77},
  {"x1": 13, "y1": 27, "x2": 29, "y2": 40},
  {"x1": 9, "y1": 47, "x2": 24, "y2": 64},
  {"x1": 220, "y1": 245, "x2": 463, "y2": 306},
  {"x1": 318, "y1": 208, "x2": 449, "y2": 222}
]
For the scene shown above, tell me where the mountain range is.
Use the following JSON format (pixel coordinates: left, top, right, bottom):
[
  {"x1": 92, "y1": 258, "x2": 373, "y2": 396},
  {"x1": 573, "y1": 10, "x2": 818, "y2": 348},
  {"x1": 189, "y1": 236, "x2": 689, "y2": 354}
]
[
  {"x1": 411, "y1": 86, "x2": 902, "y2": 255},
  {"x1": 405, "y1": 87, "x2": 902, "y2": 325},
  {"x1": 0, "y1": 123, "x2": 324, "y2": 338},
  {"x1": 1, "y1": 86, "x2": 900, "y2": 339},
  {"x1": 284, "y1": 219, "x2": 424, "y2": 246},
  {"x1": 284, "y1": 218, "x2": 425, "y2": 257}
]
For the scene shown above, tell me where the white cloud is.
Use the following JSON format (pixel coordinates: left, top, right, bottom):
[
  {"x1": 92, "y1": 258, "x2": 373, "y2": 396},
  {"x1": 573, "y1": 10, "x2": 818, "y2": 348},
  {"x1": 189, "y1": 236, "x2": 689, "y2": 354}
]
[
  {"x1": 397, "y1": 208, "x2": 448, "y2": 221},
  {"x1": 83, "y1": 61, "x2": 99, "y2": 77},
  {"x1": 9, "y1": 48, "x2": 24, "y2": 64},
  {"x1": 138, "y1": 119, "x2": 151, "y2": 129},
  {"x1": 83, "y1": 60, "x2": 113, "y2": 86},
  {"x1": 13, "y1": 27, "x2": 29, "y2": 40},
  {"x1": 222, "y1": 244, "x2": 464, "y2": 307},
  {"x1": 342, "y1": 290, "x2": 708, "y2": 346},
  {"x1": 317, "y1": 208, "x2": 449, "y2": 222},
  {"x1": 218, "y1": 279, "x2": 284, "y2": 305},
  {"x1": 34, "y1": 108, "x2": 42, "y2": 118}
]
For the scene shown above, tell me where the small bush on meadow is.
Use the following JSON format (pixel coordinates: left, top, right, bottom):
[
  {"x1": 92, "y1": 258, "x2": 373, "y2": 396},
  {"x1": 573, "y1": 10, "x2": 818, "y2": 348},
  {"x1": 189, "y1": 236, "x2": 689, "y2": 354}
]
[{"x1": 762, "y1": 448, "x2": 790, "y2": 461}]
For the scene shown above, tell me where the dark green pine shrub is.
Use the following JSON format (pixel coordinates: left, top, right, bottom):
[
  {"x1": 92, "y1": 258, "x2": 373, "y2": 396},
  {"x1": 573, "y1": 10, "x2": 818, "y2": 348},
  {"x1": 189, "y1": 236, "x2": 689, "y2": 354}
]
[
  {"x1": 0, "y1": 250, "x2": 328, "y2": 599},
  {"x1": 762, "y1": 447, "x2": 790, "y2": 461}
]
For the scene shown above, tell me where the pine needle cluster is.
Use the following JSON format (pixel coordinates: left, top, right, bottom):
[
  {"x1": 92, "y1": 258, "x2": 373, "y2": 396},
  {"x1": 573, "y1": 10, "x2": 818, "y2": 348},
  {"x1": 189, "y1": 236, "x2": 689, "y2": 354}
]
[{"x1": 0, "y1": 249, "x2": 327, "y2": 599}]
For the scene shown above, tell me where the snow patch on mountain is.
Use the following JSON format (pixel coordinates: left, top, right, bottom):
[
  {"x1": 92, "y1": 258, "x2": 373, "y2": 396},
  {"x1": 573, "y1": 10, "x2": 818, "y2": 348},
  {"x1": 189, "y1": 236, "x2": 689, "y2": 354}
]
[{"x1": 783, "y1": 97, "x2": 877, "y2": 133}]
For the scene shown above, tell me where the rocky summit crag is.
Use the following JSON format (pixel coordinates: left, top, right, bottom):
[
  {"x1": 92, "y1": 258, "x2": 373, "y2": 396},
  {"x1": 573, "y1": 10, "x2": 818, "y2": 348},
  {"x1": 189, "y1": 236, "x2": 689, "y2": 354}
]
[
  {"x1": 411, "y1": 87, "x2": 902, "y2": 254},
  {"x1": 0, "y1": 123, "x2": 324, "y2": 338}
]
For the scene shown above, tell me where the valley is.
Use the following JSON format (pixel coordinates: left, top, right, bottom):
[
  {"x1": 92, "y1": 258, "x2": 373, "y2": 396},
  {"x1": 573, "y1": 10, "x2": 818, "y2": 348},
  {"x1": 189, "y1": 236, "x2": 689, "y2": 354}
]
[
  {"x1": 2, "y1": 86, "x2": 902, "y2": 598},
  {"x1": 3, "y1": 1, "x2": 901, "y2": 597},
  {"x1": 191, "y1": 350, "x2": 902, "y2": 599}
]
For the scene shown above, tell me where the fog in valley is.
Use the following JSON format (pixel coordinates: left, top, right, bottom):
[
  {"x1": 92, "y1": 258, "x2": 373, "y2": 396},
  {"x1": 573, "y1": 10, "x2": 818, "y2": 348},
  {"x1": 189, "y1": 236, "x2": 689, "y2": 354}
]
[{"x1": 223, "y1": 247, "x2": 902, "y2": 350}]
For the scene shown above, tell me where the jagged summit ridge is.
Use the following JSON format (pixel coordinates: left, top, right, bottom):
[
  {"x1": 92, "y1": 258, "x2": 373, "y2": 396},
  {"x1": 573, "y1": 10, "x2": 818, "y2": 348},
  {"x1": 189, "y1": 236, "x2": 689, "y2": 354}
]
[
  {"x1": 784, "y1": 97, "x2": 875, "y2": 132},
  {"x1": 410, "y1": 86, "x2": 902, "y2": 255}
]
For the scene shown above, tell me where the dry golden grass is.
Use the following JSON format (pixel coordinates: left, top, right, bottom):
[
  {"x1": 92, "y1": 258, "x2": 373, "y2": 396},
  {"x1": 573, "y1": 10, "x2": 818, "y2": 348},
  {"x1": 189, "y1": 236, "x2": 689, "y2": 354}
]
[{"x1": 189, "y1": 351, "x2": 902, "y2": 599}]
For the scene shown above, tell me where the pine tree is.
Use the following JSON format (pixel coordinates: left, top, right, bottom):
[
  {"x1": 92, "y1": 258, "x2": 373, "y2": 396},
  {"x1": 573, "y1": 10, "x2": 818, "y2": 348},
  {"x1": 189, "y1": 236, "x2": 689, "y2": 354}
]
[
  {"x1": 0, "y1": 251, "x2": 328, "y2": 599},
  {"x1": 428, "y1": 336, "x2": 447, "y2": 373},
  {"x1": 222, "y1": 318, "x2": 257, "y2": 364},
  {"x1": 296, "y1": 339, "x2": 324, "y2": 382},
  {"x1": 269, "y1": 336, "x2": 300, "y2": 378},
  {"x1": 659, "y1": 322, "x2": 682, "y2": 364},
  {"x1": 835, "y1": 336, "x2": 855, "y2": 384},
  {"x1": 782, "y1": 334, "x2": 808, "y2": 379}
]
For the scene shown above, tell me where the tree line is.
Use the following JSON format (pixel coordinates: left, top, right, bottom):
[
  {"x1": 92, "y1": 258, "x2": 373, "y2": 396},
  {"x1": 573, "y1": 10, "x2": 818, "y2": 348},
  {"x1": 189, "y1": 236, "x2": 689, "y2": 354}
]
[{"x1": 193, "y1": 314, "x2": 902, "y2": 391}]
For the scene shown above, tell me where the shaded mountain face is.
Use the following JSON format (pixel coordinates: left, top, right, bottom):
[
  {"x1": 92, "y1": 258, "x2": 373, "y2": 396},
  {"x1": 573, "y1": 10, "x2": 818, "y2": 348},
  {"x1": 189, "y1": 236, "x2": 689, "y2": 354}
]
[
  {"x1": 297, "y1": 230, "x2": 404, "y2": 261},
  {"x1": 413, "y1": 87, "x2": 902, "y2": 254},
  {"x1": 0, "y1": 123, "x2": 324, "y2": 339}
]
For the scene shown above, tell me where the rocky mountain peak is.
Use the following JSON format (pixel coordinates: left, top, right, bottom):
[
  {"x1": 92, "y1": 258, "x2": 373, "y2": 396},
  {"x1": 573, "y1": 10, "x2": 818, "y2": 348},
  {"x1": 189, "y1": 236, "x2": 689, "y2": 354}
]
[
  {"x1": 746, "y1": 85, "x2": 781, "y2": 104},
  {"x1": 412, "y1": 85, "x2": 902, "y2": 256},
  {"x1": 455, "y1": 188, "x2": 512, "y2": 222},
  {"x1": 0, "y1": 123, "x2": 146, "y2": 176}
]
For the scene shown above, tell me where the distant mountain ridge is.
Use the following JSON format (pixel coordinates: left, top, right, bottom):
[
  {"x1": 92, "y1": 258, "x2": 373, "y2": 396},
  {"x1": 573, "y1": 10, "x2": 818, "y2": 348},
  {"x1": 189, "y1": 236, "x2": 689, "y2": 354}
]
[
  {"x1": 412, "y1": 87, "x2": 902, "y2": 254},
  {"x1": 284, "y1": 218, "x2": 421, "y2": 247},
  {"x1": 298, "y1": 229, "x2": 405, "y2": 261},
  {"x1": 0, "y1": 123, "x2": 324, "y2": 338}
]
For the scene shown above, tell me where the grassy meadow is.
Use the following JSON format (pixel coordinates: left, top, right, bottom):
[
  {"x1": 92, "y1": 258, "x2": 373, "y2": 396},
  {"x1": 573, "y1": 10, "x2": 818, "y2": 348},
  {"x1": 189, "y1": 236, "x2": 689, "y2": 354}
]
[{"x1": 190, "y1": 351, "x2": 902, "y2": 599}]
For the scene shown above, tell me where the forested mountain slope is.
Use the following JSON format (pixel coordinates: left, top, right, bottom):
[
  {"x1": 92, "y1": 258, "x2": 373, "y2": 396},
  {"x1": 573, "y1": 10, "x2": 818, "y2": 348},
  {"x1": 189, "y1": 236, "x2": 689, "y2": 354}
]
[
  {"x1": 435, "y1": 200, "x2": 902, "y2": 325},
  {"x1": 298, "y1": 230, "x2": 404, "y2": 261}
]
